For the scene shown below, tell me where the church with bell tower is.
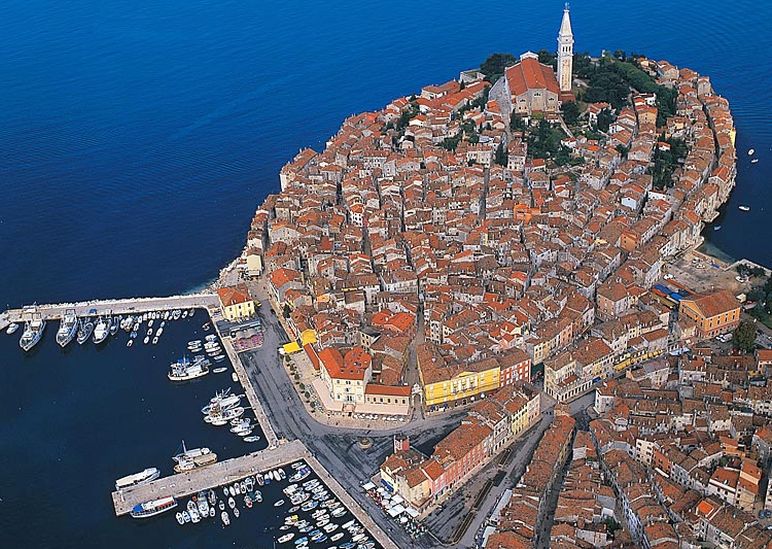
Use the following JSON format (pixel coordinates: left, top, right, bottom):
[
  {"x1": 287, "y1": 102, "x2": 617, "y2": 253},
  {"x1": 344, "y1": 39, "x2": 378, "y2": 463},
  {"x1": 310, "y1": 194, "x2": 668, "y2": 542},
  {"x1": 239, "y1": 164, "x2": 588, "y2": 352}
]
[{"x1": 556, "y1": 3, "x2": 574, "y2": 93}]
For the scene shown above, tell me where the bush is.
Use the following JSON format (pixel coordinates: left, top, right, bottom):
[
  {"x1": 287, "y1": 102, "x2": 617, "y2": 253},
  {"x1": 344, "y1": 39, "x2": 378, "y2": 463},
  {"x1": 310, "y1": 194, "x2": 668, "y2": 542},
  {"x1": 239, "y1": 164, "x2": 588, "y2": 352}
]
[{"x1": 732, "y1": 320, "x2": 757, "y2": 353}]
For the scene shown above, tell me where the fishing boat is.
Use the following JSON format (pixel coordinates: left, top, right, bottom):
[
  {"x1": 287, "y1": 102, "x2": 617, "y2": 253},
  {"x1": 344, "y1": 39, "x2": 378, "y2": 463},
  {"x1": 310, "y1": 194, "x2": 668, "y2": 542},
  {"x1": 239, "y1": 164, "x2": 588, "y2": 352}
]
[
  {"x1": 168, "y1": 356, "x2": 210, "y2": 382},
  {"x1": 56, "y1": 310, "x2": 78, "y2": 348},
  {"x1": 6, "y1": 322, "x2": 19, "y2": 335},
  {"x1": 77, "y1": 319, "x2": 94, "y2": 344},
  {"x1": 739, "y1": 205, "x2": 751, "y2": 212},
  {"x1": 19, "y1": 318, "x2": 46, "y2": 352},
  {"x1": 129, "y1": 496, "x2": 177, "y2": 518},
  {"x1": 172, "y1": 441, "x2": 217, "y2": 473},
  {"x1": 115, "y1": 467, "x2": 160, "y2": 490},
  {"x1": 92, "y1": 317, "x2": 110, "y2": 344}
]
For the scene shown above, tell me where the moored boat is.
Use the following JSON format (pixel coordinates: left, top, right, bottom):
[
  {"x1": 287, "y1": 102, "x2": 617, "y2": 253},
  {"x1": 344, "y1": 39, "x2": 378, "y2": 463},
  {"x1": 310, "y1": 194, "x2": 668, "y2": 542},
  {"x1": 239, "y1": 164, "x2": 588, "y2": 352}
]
[
  {"x1": 56, "y1": 310, "x2": 78, "y2": 348},
  {"x1": 77, "y1": 319, "x2": 94, "y2": 344},
  {"x1": 19, "y1": 318, "x2": 46, "y2": 352},
  {"x1": 115, "y1": 467, "x2": 161, "y2": 490},
  {"x1": 6, "y1": 322, "x2": 19, "y2": 335},
  {"x1": 92, "y1": 317, "x2": 110, "y2": 344},
  {"x1": 129, "y1": 496, "x2": 177, "y2": 518}
]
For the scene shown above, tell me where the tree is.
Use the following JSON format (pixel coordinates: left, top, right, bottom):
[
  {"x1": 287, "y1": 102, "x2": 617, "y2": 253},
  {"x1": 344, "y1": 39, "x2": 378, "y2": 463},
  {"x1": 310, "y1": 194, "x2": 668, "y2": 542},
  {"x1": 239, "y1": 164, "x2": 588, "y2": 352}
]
[
  {"x1": 596, "y1": 108, "x2": 614, "y2": 133},
  {"x1": 561, "y1": 101, "x2": 580, "y2": 126},
  {"x1": 537, "y1": 49, "x2": 557, "y2": 69},
  {"x1": 282, "y1": 303, "x2": 292, "y2": 318},
  {"x1": 732, "y1": 320, "x2": 756, "y2": 353},
  {"x1": 480, "y1": 53, "x2": 517, "y2": 82},
  {"x1": 510, "y1": 113, "x2": 526, "y2": 131},
  {"x1": 494, "y1": 142, "x2": 508, "y2": 166},
  {"x1": 573, "y1": 52, "x2": 595, "y2": 79},
  {"x1": 615, "y1": 144, "x2": 630, "y2": 158}
]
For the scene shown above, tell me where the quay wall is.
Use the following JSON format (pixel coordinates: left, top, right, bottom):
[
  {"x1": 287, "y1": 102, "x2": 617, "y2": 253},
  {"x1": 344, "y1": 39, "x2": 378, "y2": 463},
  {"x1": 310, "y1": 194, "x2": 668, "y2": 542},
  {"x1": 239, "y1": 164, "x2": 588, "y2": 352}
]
[{"x1": 1, "y1": 293, "x2": 220, "y2": 326}]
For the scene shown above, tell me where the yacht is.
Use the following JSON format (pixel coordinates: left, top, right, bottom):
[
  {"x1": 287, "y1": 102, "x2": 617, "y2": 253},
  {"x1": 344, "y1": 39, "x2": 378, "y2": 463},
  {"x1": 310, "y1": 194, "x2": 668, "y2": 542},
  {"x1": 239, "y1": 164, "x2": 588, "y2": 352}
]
[
  {"x1": 115, "y1": 467, "x2": 161, "y2": 490},
  {"x1": 56, "y1": 310, "x2": 78, "y2": 348},
  {"x1": 129, "y1": 496, "x2": 177, "y2": 518},
  {"x1": 6, "y1": 322, "x2": 19, "y2": 335},
  {"x1": 19, "y1": 318, "x2": 46, "y2": 352},
  {"x1": 201, "y1": 394, "x2": 241, "y2": 414},
  {"x1": 92, "y1": 317, "x2": 110, "y2": 344},
  {"x1": 77, "y1": 319, "x2": 94, "y2": 344}
]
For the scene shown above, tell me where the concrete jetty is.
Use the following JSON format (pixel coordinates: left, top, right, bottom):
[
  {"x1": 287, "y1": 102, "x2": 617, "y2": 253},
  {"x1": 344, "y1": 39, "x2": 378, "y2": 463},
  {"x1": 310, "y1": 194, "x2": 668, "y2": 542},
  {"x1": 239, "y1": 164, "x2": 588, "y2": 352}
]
[
  {"x1": 111, "y1": 439, "x2": 398, "y2": 549},
  {"x1": 0, "y1": 293, "x2": 220, "y2": 331},
  {"x1": 112, "y1": 440, "x2": 308, "y2": 515}
]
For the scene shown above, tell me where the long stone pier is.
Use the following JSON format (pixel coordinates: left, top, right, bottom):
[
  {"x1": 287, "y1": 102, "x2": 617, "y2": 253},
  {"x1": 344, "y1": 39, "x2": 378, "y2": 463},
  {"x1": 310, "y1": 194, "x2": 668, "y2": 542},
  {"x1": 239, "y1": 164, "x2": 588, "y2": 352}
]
[
  {"x1": 0, "y1": 293, "x2": 220, "y2": 331},
  {"x1": 111, "y1": 439, "x2": 398, "y2": 549}
]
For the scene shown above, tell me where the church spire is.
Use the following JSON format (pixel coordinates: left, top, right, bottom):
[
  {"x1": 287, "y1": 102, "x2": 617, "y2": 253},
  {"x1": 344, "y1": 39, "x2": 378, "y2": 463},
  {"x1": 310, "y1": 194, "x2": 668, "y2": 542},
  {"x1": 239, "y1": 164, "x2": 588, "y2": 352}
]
[
  {"x1": 559, "y1": 3, "x2": 573, "y2": 37},
  {"x1": 556, "y1": 3, "x2": 574, "y2": 93}
]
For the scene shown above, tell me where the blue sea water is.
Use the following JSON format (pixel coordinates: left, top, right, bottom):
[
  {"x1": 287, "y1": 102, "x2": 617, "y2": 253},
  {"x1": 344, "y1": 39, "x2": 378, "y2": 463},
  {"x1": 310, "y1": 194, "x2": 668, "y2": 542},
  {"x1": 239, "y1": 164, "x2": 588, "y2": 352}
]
[{"x1": 0, "y1": 0, "x2": 770, "y2": 547}]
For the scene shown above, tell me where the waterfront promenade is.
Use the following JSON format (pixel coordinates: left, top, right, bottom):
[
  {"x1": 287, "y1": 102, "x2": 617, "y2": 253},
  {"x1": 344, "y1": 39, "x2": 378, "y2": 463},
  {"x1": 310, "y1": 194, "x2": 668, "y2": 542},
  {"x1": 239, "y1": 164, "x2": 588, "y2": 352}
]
[
  {"x1": 0, "y1": 293, "x2": 220, "y2": 331},
  {"x1": 214, "y1": 313, "x2": 279, "y2": 447}
]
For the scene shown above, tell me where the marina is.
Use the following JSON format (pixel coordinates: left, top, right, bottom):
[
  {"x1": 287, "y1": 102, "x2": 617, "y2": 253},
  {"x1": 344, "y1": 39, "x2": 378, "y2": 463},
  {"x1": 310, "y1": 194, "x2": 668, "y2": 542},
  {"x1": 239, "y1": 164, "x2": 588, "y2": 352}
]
[{"x1": 112, "y1": 440, "x2": 396, "y2": 549}]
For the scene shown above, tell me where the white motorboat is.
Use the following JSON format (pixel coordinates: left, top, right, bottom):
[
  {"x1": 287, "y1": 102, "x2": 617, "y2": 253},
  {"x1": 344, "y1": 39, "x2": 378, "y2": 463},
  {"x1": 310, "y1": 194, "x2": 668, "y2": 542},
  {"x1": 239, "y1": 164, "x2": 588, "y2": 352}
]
[
  {"x1": 748, "y1": 148, "x2": 755, "y2": 155},
  {"x1": 221, "y1": 511, "x2": 230, "y2": 526},
  {"x1": 19, "y1": 318, "x2": 46, "y2": 352},
  {"x1": 129, "y1": 496, "x2": 177, "y2": 518},
  {"x1": 175, "y1": 512, "x2": 184, "y2": 525},
  {"x1": 115, "y1": 467, "x2": 160, "y2": 490},
  {"x1": 6, "y1": 322, "x2": 19, "y2": 335},
  {"x1": 168, "y1": 356, "x2": 209, "y2": 382},
  {"x1": 56, "y1": 310, "x2": 78, "y2": 348},
  {"x1": 92, "y1": 317, "x2": 110, "y2": 344},
  {"x1": 243, "y1": 435, "x2": 261, "y2": 443},
  {"x1": 143, "y1": 336, "x2": 150, "y2": 344},
  {"x1": 739, "y1": 205, "x2": 750, "y2": 212},
  {"x1": 751, "y1": 158, "x2": 759, "y2": 164},
  {"x1": 278, "y1": 533, "x2": 295, "y2": 543},
  {"x1": 77, "y1": 319, "x2": 94, "y2": 344}
]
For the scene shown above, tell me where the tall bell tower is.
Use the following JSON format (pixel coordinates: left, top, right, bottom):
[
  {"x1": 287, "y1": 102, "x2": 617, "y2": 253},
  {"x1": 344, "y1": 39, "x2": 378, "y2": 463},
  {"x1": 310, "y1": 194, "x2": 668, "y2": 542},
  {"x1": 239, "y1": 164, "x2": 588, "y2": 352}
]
[{"x1": 557, "y1": 3, "x2": 574, "y2": 93}]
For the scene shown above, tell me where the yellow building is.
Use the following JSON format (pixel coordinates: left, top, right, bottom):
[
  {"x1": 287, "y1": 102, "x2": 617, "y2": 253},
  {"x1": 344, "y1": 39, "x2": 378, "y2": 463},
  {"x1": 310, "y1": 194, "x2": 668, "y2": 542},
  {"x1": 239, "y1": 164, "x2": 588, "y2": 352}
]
[
  {"x1": 679, "y1": 289, "x2": 740, "y2": 339},
  {"x1": 417, "y1": 345, "x2": 501, "y2": 408},
  {"x1": 216, "y1": 284, "x2": 256, "y2": 322}
]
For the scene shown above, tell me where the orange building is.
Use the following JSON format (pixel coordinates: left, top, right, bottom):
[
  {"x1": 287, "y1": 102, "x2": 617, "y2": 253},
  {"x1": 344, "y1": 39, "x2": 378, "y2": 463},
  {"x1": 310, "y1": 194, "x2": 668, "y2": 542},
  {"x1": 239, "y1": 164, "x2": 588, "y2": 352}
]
[{"x1": 678, "y1": 289, "x2": 740, "y2": 339}]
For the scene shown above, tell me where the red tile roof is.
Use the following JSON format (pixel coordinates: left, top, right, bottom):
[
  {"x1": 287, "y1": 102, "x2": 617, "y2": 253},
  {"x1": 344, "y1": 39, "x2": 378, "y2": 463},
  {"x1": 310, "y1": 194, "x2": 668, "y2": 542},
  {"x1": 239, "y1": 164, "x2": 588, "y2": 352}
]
[
  {"x1": 505, "y1": 56, "x2": 560, "y2": 96},
  {"x1": 216, "y1": 284, "x2": 251, "y2": 307}
]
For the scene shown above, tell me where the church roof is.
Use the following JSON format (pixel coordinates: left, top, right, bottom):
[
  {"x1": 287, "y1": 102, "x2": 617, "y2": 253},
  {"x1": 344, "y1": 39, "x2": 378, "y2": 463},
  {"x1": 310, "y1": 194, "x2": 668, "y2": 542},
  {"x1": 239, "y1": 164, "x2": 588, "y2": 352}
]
[{"x1": 505, "y1": 56, "x2": 560, "y2": 97}]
